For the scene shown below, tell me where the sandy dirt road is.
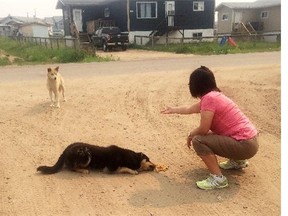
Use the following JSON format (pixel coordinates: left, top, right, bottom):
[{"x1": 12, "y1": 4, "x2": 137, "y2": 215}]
[{"x1": 0, "y1": 50, "x2": 281, "y2": 216}]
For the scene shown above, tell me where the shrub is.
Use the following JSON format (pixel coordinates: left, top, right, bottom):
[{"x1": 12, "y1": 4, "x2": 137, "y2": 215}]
[{"x1": 0, "y1": 36, "x2": 114, "y2": 65}]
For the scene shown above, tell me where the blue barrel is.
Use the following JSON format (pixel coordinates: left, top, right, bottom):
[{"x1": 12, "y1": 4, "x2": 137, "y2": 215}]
[{"x1": 219, "y1": 36, "x2": 227, "y2": 46}]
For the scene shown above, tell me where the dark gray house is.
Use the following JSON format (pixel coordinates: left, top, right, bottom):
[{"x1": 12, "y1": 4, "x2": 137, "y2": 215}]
[{"x1": 56, "y1": 0, "x2": 215, "y2": 44}]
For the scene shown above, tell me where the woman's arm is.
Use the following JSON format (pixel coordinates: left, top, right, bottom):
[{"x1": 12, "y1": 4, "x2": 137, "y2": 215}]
[
  {"x1": 161, "y1": 102, "x2": 201, "y2": 115},
  {"x1": 187, "y1": 110, "x2": 214, "y2": 148}
]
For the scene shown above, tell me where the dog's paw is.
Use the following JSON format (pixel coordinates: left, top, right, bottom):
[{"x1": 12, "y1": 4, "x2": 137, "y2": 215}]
[{"x1": 131, "y1": 170, "x2": 139, "y2": 175}]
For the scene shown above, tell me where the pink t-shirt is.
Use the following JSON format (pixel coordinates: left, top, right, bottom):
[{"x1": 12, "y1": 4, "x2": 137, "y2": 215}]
[{"x1": 200, "y1": 91, "x2": 257, "y2": 141}]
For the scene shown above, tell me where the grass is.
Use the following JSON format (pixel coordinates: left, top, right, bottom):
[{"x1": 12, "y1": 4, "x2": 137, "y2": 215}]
[
  {"x1": 131, "y1": 40, "x2": 281, "y2": 55},
  {"x1": 0, "y1": 36, "x2": 281, "y2": 66},
  {"x1": 0, "y1": 36, "x2": 115, "y2": 66}
]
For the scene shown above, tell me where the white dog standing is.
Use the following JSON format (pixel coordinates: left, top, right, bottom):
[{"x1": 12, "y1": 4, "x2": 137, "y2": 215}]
[{"x1": 47, "y1": 66, "x2": 66, "y2": 108}]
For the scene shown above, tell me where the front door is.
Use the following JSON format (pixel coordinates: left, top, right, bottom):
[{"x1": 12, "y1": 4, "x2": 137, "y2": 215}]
[
  {"x1": 165, "y1": 1, "x2": 175, "y2": 27},
  {"x1": 73, "y1": 9, "x2": 83, "y2": 32}
]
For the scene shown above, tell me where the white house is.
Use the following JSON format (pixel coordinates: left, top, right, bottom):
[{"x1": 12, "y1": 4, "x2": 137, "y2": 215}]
[
  {"x1": 215, "y1": 0, "x2": 281, "y2": 39},
  {"x1": 0, "y1": 16, "x2": 51, "y2": 37},
  {"x1": 19, "y1": 22, "x2": 50, "y2": 37}
]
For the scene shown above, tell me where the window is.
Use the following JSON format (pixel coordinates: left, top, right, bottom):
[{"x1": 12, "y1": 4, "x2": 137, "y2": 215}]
[
  {"x1": 166, "y1": 1, "x2": 175, "y2": 16},
  {"x1": 193, "y1": 1, "x2": 204, "y2": 11},
  {"x1": 104, "y1": 8, "x2": 110, "y2": 18},
  {"x1": 222, "y1": 14, "x2": 228, "y2": 21},
  {"x1": 193, "y1": 32, "x2": 202, "y2": 38},
  {"x1": 260, "y1": 11, "x2": 269, "y2": 19},
  {"x1": 136, "y1": 2, "x2": 157, "y2": 19}
]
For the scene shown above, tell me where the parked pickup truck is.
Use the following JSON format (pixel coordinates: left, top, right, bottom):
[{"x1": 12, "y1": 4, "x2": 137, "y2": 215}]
[{"x1": 91, "y1": 27, "x2": 129, "y2": 52}]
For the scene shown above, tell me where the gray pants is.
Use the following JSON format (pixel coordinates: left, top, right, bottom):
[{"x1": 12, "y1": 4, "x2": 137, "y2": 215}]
[{"x1": 192, "y1": 134, "x2": 259, "y2": 160}]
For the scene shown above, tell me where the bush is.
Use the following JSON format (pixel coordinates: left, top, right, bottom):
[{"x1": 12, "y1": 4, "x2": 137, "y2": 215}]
[
  {"x1": 0, "y1": 56, "x2": 10, "y2": 66},
  {"x1": 132, "y1": 40, "x2": 280, "y2": 55},
  {"x1": 0, "y1": 36, "x2": 114, "y2": 65},
  {"x1": 54, "y1": 49, "x2": 86, "y2": 63}
]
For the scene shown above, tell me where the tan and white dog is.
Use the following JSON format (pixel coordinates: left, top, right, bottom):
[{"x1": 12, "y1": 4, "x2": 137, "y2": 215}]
[{"x1": 47, "y1": 66, "x2": 66, "y2": 108}]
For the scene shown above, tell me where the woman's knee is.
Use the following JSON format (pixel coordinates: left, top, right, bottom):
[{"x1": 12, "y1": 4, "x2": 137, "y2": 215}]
[
  {"x1": 192, "y1": 135, "x2": 201, "y2": 145},
  {"x1": 192, "y1": 135, "x2": 213, "y2": 155}
]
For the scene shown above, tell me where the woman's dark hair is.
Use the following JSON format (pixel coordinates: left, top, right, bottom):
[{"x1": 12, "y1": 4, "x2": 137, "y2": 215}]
[{"x1": 189, "y1": 66, "x2": 220, "y2": 98}]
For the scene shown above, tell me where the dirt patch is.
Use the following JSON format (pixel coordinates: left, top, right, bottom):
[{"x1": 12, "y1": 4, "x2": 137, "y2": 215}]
[
  {"x1": 0, "y1": 51, "x2": 281, "y2": 215},
  {"x1": 96, "y1": 49, "x2": 191, "y2": 61}
]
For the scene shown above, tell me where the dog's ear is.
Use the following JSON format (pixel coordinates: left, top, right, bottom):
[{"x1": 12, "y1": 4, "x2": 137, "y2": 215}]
[
  {"x1": 47, "y1": 68, "x2": 51, "y2": 72},
  {"x1": 55, "y1": 66, "x2": 59, "y2": 72},
  {"x1": 138, "y1": 152, "x2": 149, "y2": 160}
]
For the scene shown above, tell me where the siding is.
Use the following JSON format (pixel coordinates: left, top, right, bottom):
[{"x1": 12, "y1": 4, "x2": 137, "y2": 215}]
[
  {"x1": 217, "y1": 6, "x2": 233, "y2": 34},
  {"x1": 20, "y1": 24, "x2": 49, "y2": 37},
  {"x1": 257, "y1": 6, "x2": 280, "y2": 32},
  {"x1": 216, "y1": 3, "x2": 281, "y2": 34},
  {"x1": 130, "y1": 0, "x2": 215, "y2": 31}
]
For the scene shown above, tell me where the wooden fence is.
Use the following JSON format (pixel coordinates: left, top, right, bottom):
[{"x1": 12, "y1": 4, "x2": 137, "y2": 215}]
[
  {"x1": 134, "y1": 33, "x2": 281, "y2": 47},
  {"x1": 10, "y1": 36, "x2": 80, "y2": 50},
  {"x1": 8, "y1": 32, "x2": 280, "y2": 50}
]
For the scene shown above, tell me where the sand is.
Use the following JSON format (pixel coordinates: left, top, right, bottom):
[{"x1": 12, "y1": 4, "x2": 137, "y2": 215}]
[{"x1": 0, "y1": 50, "x2": 281, "y2": 215}]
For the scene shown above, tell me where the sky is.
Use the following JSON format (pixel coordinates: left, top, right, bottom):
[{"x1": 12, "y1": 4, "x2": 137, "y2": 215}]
[{"x1": 0, "y1": 0, "x2": 256, "y2": 18}]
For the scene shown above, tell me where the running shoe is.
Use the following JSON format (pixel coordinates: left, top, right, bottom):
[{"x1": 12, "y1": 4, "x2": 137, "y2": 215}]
[
  {"x1": 219, "y1": 159, "x2": 249, "y2": 170},
  {"x1": 196, "y1": 174, "x2": 228, "y2": 190}
]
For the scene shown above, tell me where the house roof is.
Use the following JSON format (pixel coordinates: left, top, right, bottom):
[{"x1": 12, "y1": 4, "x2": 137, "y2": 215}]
[
  {"x1": 44, "y1": 16, "x2": 63, "y2": 25},
  {"x1": 215, "y1": 0, "x2": 281, "y2": 11},
  {"x1": 0, "y1": 24, "x2": 11, "y2": 27},
  {"x1": 56, "y1": 0, "x2": 120, "y2": 9},
  {"x1": 20, "y1": 22, "x2": 50, "y2": 27},
  {"x1": 0, "y1": 16, "x2": 49, "y2": 26}
]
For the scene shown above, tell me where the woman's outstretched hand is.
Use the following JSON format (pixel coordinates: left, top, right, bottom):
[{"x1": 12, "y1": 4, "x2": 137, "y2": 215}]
[{"x1": 160, "y1": 106, "x2": 174, "y2": 114}]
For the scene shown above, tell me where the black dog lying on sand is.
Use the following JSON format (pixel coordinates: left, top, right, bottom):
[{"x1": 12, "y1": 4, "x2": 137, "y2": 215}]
[{"x1": 37, "y1": 142, "x2": 156, "y2": 175}]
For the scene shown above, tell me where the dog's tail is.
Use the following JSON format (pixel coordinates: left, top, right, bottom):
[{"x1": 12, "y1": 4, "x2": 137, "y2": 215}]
[{"x1": 37, "y1": 153, "x2": 65, "y2": 174}]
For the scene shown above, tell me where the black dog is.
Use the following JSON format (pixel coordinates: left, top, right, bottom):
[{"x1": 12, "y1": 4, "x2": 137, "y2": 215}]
[{"x1": 37, "y1": 142, "x2": 155, "y2": 175}]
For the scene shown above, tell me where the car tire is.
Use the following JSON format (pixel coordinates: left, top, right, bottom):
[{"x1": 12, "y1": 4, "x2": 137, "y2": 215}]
[{"x1": 121, "y1": 45, "x2": 127, "y2": 51}]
